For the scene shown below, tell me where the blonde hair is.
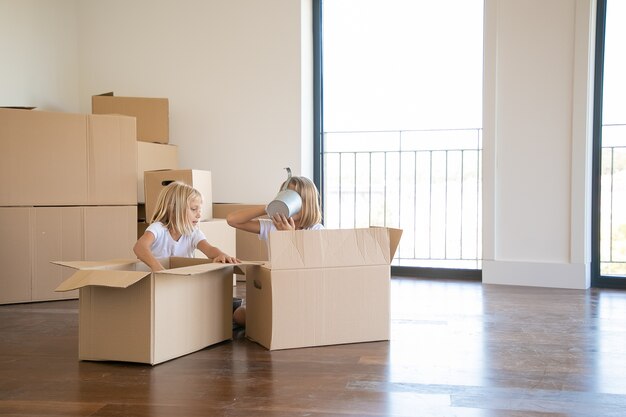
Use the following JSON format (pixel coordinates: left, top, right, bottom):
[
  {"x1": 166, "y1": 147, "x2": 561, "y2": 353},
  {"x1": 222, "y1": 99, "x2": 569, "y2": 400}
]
[
  {"x1": 149, "y1": 181, "x2": 203, "y2": 236},
  {"x1": 281, "y1": 176, "x2": 322, "y2": 229}
]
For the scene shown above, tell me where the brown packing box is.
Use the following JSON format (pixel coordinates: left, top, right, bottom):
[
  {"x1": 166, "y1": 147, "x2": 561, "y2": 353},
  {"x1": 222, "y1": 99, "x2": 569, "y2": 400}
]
[
  {"x1": 212, "y1": 203, "x2": 269, "y2": 263},
  {"x1": 194, "y1": 219, "x2": 236, "y2": 260},
  {"x1": 144, "y1": 169, "x2": 212, "y2": 222},
  {"x1": 92, "y1": 92, "x2": 169, "y2": 143},
  {"x1": 0, "y1": 108, "x2": 137, "y2": 206},
  {"x1": 137, "y1": 221, "x2": 149, "y2": 238},
  {"x1": 0, "y1": 206, "x2": 136, "y2": 304},
  {"x1": 245, "y1": 227, "x2": 402, "y2": 351},
  {"x1": 196, "y1": 219, "x2": 238, "y2": 286},
  {"x1": 54, "y1": 258, "x2": 251, "y2": 365},
  {"x1": 137, "y1": 142, "x2": 178, "y2": 203},
  {"x1": 213, "y1": 203, "x2": 269, "y2": 283}
]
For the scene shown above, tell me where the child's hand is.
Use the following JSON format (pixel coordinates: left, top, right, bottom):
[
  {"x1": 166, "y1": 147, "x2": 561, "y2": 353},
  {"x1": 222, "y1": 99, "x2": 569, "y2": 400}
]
[
  {"x1": 272, "y1": 213, "x2": 296, "y2": 230},
  {"x1": 213, "y1": 254, "x2": 240, "y2": 264}
]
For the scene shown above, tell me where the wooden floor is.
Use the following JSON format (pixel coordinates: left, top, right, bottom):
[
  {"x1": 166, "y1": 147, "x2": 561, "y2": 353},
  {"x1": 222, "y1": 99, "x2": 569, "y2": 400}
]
[{"x1": 1, "y1": 277, "x2": 626, "y2": 417}]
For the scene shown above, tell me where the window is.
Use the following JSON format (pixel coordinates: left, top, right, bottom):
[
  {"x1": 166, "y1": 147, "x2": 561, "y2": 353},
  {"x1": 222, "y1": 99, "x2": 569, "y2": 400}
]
[{"x1": 315, "y1": 0, "x2": 484, "y2": 274}]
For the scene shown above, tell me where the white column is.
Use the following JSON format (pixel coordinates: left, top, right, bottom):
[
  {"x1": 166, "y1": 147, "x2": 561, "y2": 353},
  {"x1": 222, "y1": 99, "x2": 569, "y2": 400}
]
[{"x1": 482, "y1": 0, "x2": 596, "y2": 289}]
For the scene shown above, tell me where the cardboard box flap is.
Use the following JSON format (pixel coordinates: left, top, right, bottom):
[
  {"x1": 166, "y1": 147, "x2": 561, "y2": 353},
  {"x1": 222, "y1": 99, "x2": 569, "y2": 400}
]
[
  {"x1": 159, "y1": 261, "x2": 260, "y2": 276},
  {"x1": 51, "y1": 259, "x2": 138, "y2": 270},
  {"x1": 55, "y1": 269, "x2": 150, "y2": 292},
  {"x1": 381, "y1": 227, "x2": 403, "y2": 259},
  {"x1": 268, "y1": 227, "x2": 397, "y2": 270}
]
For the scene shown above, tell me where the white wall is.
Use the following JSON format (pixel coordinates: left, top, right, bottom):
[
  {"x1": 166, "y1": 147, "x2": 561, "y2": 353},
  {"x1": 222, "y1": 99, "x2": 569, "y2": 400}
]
[
  {"x1": 482, "y1": 0, "x2": 596, "y2": 289},
  {"x1": 0, "y1": 0, "x2": 80, "y2": 111},
  {"x1": 77, "y1": 0, "x2": 313, "y2": 204}
]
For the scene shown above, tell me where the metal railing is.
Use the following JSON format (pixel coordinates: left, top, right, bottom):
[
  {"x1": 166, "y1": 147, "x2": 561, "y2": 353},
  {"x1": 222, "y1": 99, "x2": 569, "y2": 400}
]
[
  {"x1": 322, "y1": 124, "x2": 626, "y2": 274},
  {"x1": 600, "y1": 124, "x2": 626, "y2": 276},
  {"x1": 322, "y1": 128, "x2": 482, "y2": 269}
]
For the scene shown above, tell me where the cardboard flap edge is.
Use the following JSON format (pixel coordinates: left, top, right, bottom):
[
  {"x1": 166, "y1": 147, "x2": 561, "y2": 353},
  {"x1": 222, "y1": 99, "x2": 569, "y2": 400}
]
[
  {"x1": 51, "y1": 259, "x2": 138, "y2": 270},
  {"x1": 55, "y1": 270, "x2": 151, "y2": 292},
  {"x1": 159, "y1": 261, "x2": 261, "y2": 276},
  {"x1": 387, "y1": 227, "x2": 403, "y2": 260}
]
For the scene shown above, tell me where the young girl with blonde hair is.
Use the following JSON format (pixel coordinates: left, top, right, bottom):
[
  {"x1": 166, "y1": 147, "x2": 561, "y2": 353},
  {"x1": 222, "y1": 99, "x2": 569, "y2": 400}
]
[
  {"x1": 226, "y1": 175, "x2": 324, "y2": 328},
  {"x1": 134, "y1": 181, "x2": 238, "y2": 271},
  {"x1": 226, "y1": 175, "x2": 324, "y2": 241}
]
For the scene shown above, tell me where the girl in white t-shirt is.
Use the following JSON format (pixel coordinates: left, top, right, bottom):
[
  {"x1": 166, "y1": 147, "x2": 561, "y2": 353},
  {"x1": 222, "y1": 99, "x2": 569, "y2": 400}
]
[
  {"x1": 226, "y1": 175, "x2": 324, "y2": 326},
  {"x1": 134, "y1": 181, "x2": 238, "y2": 271}
]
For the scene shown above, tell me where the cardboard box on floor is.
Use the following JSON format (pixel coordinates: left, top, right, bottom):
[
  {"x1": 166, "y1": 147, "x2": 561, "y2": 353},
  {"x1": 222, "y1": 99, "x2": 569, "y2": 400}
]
[
  {"x1": 0, "y1": 206, "x2": 137, "y2": 304},
  {"x1": 245, "y1": 227, "x2": 402, "y2": 351},
  {"x1": 92, "y1": 92, "x2": 169, "y2": 143},
  {"x1": 144, "y1": 169, "x2": 212, "y2": 222},
  {"x1": 0, "y1": 108, "x2": 137, "y2": 206},
  {"x1": 54, "y1": 257, "x2": 250, "y2": 365},
  {"x1": 137, "y1": 142, "x2": 178, "y2": 203}
]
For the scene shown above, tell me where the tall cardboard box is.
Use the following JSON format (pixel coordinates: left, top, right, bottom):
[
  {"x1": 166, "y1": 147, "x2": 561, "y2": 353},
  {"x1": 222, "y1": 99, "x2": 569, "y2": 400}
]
[
  {"x1": 195, "y1": 219, "x2": 236, "y2": 260},
  {"x1": 0, "y1": 108, "x2": 137, "y2": 206},
  {"x1": 196, "y1": 219, "x2": 238, "y2": 286},
  {"x1": 144, "y1": 169, "x2": 212, "y2": 222},
  {"x1": 54, "y1": 258, "x2": 246, "y2": 365},
  {"x1": 137, "y1": 142, "x2": 178, "y2": 203},
  {"x1": 0, "y1": 206, "x2": 137, "y2": 304},
  {"x1": 213, "y1": 203, "x2": 269, "y2": 283},
  {"x1": 0, "y1": 208, "x2": 32, "y2": 303},
  {"x1": 212, "y1": 204, "x2": 269, "y2": 263},
  {"x1": 92, "y1": 92, "x2": 169, "y2": 143},
  {"x1": 245, "y1": 227, "x2": 402, "y2": 350}
]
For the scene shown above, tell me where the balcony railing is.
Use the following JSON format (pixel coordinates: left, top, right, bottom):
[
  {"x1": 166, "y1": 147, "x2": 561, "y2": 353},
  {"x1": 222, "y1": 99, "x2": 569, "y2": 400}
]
[
  {"x1": 600, "y1": 124, "x2": 626, "y2": 276},
  {"x1": 322, "y1": 128, "x2": 482, "y2": 269},
  {"x1": 322, "y1": 124, "x2": 626, "y2": 274}
]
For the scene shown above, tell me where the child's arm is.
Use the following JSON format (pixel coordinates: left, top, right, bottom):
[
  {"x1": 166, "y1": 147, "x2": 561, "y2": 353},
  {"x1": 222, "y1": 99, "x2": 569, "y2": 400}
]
[
  {"x1": 133, "y1": 231, "x2": 165, "y2": 271},
  {"x1": 226, "y1": 206, "x2": 267, "y2": 234},
  {"x1": 197, "y1": 240, "x2": 239, "y2": 263}
]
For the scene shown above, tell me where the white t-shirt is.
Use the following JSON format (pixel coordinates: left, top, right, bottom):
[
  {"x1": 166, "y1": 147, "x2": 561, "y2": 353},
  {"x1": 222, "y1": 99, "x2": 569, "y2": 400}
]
[
  {"x1": 146, "y1": 222, "x2": 207, "y2": 258},
  {"x1": 258, "y1": 218, "x2": 325, "y2": 241}
]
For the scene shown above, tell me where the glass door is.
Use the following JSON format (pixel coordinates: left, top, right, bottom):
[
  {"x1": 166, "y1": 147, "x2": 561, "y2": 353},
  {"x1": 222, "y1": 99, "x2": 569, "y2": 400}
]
[
  {"x1": 593, "y1": 0, "x2": 626, "y2": 287},
  {"x1": 314, "y1": 0, "x2": 484, "y2": 278}
]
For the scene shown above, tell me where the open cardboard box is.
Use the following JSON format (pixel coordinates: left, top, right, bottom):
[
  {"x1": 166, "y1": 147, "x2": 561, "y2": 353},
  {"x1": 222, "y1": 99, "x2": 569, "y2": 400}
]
[
  {"x1": 245, "y1": 226, "x2": 402, "y2": 350},
  {"x1": 54, "y1": 257, "x2": 250, "y2": 365}
]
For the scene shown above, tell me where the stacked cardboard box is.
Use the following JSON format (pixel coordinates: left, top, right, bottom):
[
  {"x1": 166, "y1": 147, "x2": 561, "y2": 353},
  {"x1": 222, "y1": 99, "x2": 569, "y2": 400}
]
[
  {"x1": 212, "y1": 204, "x2": 269, "y2": 263},
  {"x1": 0, "y1": 108, "x2": 138, "y2": 304},
  {"x1": 92, "y1": 92, "x2": 169, "y2": 144},
  {"x1": 212, "y1": 203, "x2": 269, "y2": 282},
  {"x1": 91, "y1": 92, "x2": 179, "y2": 224}
]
